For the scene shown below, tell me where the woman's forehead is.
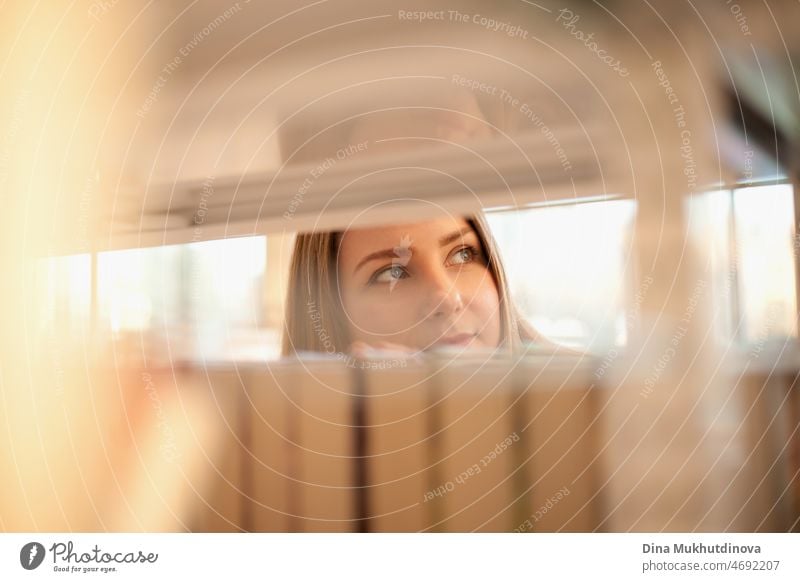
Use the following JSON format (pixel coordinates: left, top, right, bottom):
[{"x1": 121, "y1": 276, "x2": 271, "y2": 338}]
[{"x1": 340, "y1": 217, "x2": 473, "y2": 250}]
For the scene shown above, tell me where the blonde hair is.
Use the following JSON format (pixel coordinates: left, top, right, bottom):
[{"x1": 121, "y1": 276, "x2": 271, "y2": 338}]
[{"x1": 280, "y1": 213, "x2": 543, "y2": 357}]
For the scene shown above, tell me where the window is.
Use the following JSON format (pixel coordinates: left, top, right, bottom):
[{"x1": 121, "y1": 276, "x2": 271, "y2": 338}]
[
  {"x1": 487, "y1": 199, "x2": 637, "y2": 353},
  {"x1": 34, "y1": 253, "x2": 92, "y2": 340},
  {"x1": 37, "y1": 236, "x2": 271, "y2": 364},
  {"x1": 687, "y1": 182, "x2": 798, "y2": 345},
  {"x1": 41, "y1": 185, "x2": 796, "y2": 361},
  {"x1": 97, "y1": 245, "x2": 184, "y2": 334}
]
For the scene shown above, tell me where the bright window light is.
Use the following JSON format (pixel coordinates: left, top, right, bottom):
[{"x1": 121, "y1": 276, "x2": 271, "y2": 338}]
[
  {"x1": 487, "y1": 199, "x2": 637, "y2": 352},
  {"x1": 96, "y1": 236, "x2": 268, "y2": 361},
  {"x1": 687, "y1": 182, "x2": 797, "y2": 346},
  {"x1": 35, "y1": 253, "x2": 91, "y2": 336},
  {"x1": 733, "y1": 184, "x2": 798, "y2": 342}
]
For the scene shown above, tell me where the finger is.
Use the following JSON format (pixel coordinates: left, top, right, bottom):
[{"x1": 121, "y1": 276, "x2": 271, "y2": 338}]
[
  {"x1": 373, "y1": 342, "x2": 423, "y2": 358},
  {"x1": 349, "y1": 340, "x2": 369, "y2": 356}
]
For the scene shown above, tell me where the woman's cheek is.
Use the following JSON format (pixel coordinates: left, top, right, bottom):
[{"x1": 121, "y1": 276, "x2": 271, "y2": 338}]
[
  {"x1": 348, "y1": 294, "x2": 413, "y2": 336},
  {"x1": 465, "y1": 274, "x2": 502, "y2": 344}
]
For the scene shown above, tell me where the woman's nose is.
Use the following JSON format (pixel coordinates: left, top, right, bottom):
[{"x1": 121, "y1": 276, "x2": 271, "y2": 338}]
[{"x1": 421, "y1": 270, "x2": 465, "y2": 319}]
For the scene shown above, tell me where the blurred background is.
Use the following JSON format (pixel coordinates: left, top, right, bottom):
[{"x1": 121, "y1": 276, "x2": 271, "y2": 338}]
[{"x1": 1, "y1": 0, "x2": 798, "y2": 532}]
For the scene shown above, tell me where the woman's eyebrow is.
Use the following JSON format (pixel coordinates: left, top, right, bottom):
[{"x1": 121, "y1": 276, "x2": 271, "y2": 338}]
[
  {"x1": 353, "y1": 249, "x2": 401, "y2": 275},
  {"x1": 438, "y1": 225, "x2": 474, "y2": 247}
]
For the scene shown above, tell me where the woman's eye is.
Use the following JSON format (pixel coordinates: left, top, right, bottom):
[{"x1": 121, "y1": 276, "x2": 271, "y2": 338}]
[
  {"x1": 450, "y1": 245, "x2": 478, "y2": 265},
  {"x1": 371, "y1": 265, "x2": 408, "y2": 284}
]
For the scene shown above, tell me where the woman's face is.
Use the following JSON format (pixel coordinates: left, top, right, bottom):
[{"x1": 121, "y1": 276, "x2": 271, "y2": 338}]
[{"x1": 337, "y1": 217, "x2": 503, "y2": 351}]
